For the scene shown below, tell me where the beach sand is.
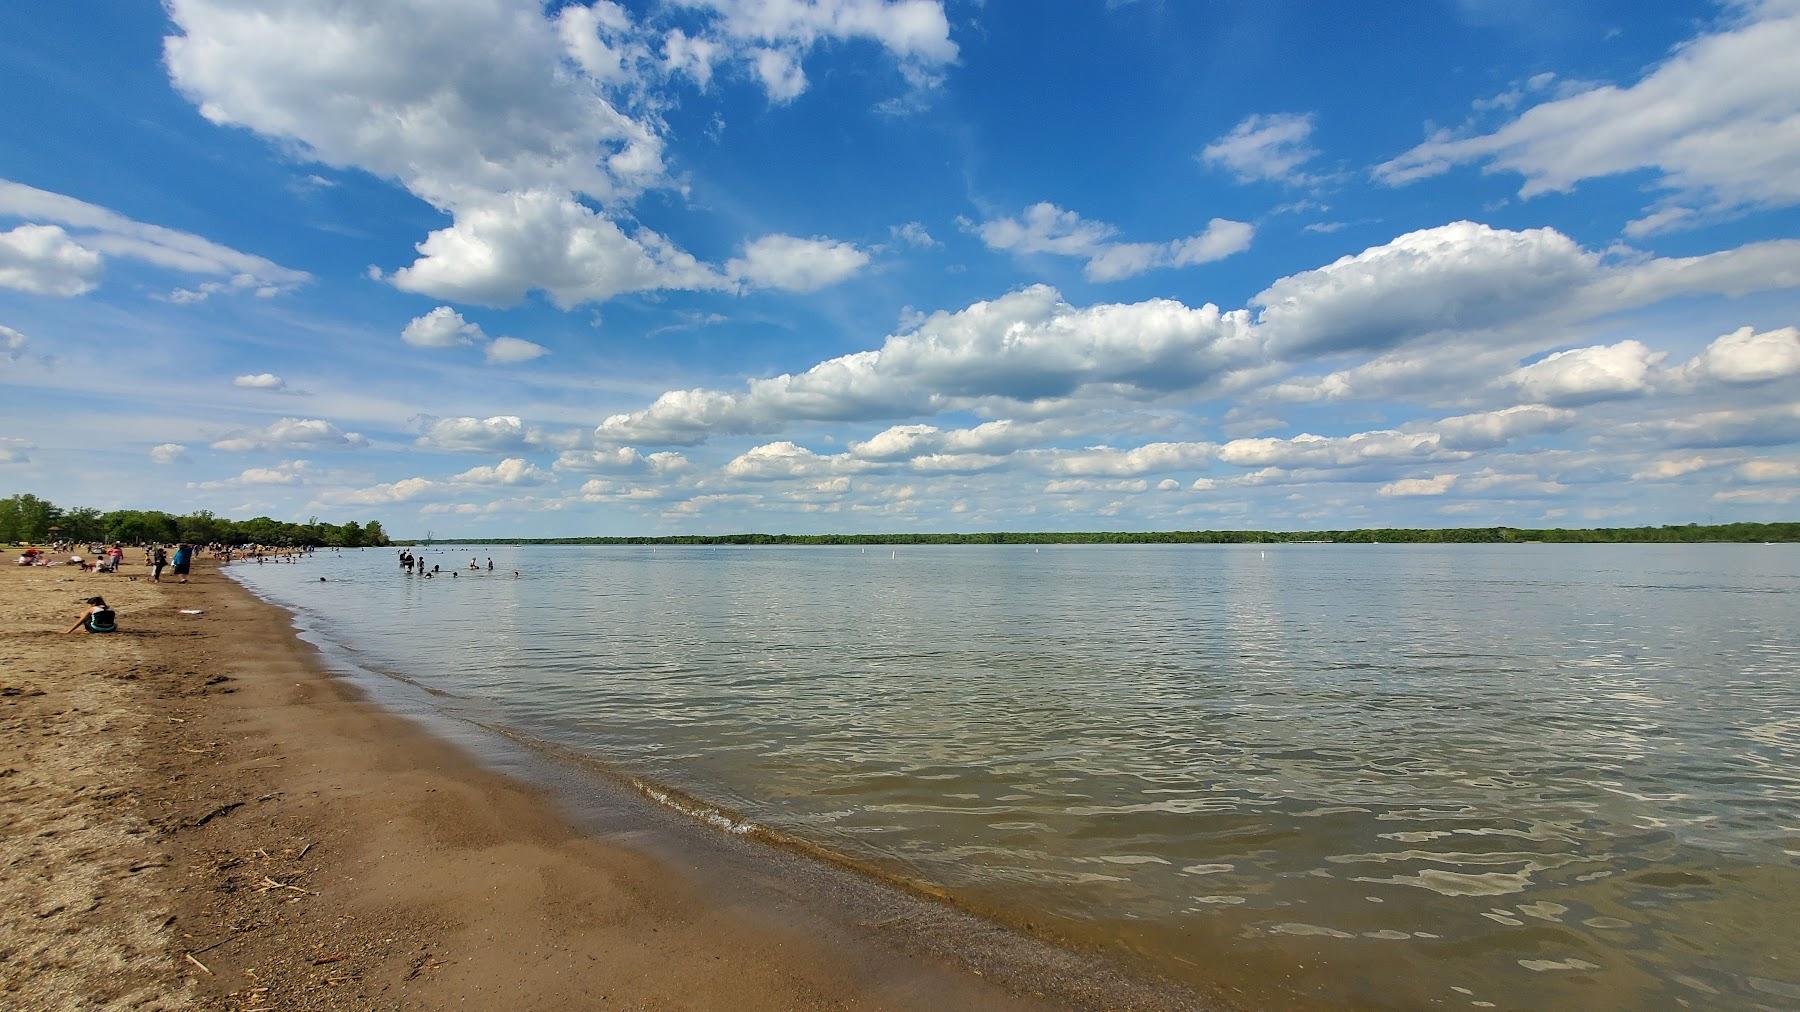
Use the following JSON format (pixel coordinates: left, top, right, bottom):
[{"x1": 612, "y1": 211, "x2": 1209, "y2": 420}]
[{"x1": 0, "y1": 557, "x2": 1220, "y2": 1011}]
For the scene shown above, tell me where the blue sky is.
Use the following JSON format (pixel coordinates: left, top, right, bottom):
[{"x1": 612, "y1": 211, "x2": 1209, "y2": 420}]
[{"x1": 2, "y1": 0, "x2": 1797, "y2": 536}]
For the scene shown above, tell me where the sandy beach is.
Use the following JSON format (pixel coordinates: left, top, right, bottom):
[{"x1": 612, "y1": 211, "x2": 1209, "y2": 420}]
[{"x1": 0, "y1": 556, "x2": 1219, "y2": 1011}]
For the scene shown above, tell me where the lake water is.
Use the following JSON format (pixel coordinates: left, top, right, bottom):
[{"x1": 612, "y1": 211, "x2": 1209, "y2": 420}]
[{"x1": 232, "y1": 544, "x2": 1800, "y2": 1008}]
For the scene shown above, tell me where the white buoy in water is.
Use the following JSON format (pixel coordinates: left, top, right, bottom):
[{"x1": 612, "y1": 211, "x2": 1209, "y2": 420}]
[{"x1": 892, "y1": 549, "x2": 897, "y2": 559}]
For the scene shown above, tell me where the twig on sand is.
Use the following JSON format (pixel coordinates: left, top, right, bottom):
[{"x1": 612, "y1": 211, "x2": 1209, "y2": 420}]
[
  {"x1": 311, "y1": 954, "x2": 346, "y2": 966},
  {"x1": 189, "y1": 801, "x2": 244, "y2": 828},
  {"x1": 295, "y1": 841, "x2": 314, "y2": 860},
  {"x1": 254, "y1": 875, "x2": 313, "y2": 896},
  {"x1": 184, "y1": 952, "x2": 213, "y2": 975}
]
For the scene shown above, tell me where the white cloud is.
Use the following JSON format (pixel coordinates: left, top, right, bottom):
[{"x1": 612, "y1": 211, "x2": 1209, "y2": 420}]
[
  {"x1": 415, "y1": 415, "x2": 533, "y2": 452},
  {"x1": 1200, "y1": 112, "x2": 1320, "y2": 184},
  {"x1": 233, "y1": 372, "x2": 288, "y2": 391},
  {"x1": 1379, "y1": 474, "x2": 1458, "y2": 497},
  {"x1": 236, "y1": 460, "x2": 312, "y2": 485},
  {"x1": 1435, "y1": 404, "x2": 1575, "y2": 450},
  {"x1": 890, "y1": 221, "x2": 938, "y2": 248},
  {"x1": 728, "y1": 234, "x2": 870, "y2": 292},
  {"x1": 388, "y1": 191, "x2": 727, "y2": 309},
  {"x1": 751, "y1": 47, "x2": 807, "y2": 101},
  {"x1": 1251, "y1": 221, "x2": 1800, "y2": 360},
  {"x1": 0, "y1": 324, "x2": 27, "y2": 361},
  {"x1": 149, "y1": 443, "x2": 188, "y2": 465},
  {"x1": 0, "y1": 179, "x2": 307, "y2": 294},
  {"x1": 0, "y1": 438, "x2": 33, "y2": 465},
  {"x1": 1217, "y1": 430, "x2": 1445, "y2": 469},
  {"x1": 402, "y1": 306, "x2": 485, "y2": 348},
  {"x1": 1375, "y1": 4, "x2": 1800, "y2": 228},
  {"x1": 595, "y1": 285, "x2": 1257, "y2": 445},
  {"x1": 485, "y1": 335, "x2": 550, "y2": 364},
  {"x1": 977, "y1": 203, "x2": 1253, "y2": 281},
  {"x1": 723, "y1": 441, "x2": 860, "y2": 480},
  {"x1": 1037, "y1": 442, "x2": 1214, "y2": 477},
  {"x1": 1712, "y1": 486, "x2": 1799, "y2": 505},
  {"x1": 448, "y1": 457, "x2": 551, "y2": 486},
  {"x1": 675, "y1": 0, "x2": 957, "y2": 101},
  {"x1": 1739, "y1": 459, "x2": 1800, "y2": 482},
  {"x1": 1632, "y1": 454, "x2": 1732, "y2": 480},
  {"x1": 1619, "y1": 402, "x2": 1800, "y2": 449},
  {"x1": 554, "y1": 446, "x2": 690, "y2": 474},
  {"x1": 325, "y1": 477, "x2": 441, "y2": 506},
  {"x1": 1508, "y1": 340, "x2": 1663, "y2": 405},
  {"x1": 211, "y1": 418, "x2": 366, "y2": 452},
  {"x1": 164, "y1": 0, "x2": 665, "y2": 210},
  {"x1": 1044, "y1": 478, "x2": 1149, "y2": 494},
  {"x1": 1251, "y1": 221, "x2": 1593, "y2": 357},
  {"x1": 593, "y1": 225, "x2": 1800, "y2": 450},
  {"x1": 0, "y1": 224, "x2": 103, "y2": 296},
  {"x1": 1678, "y1": 325, "x2": 1800, "y2": 385}
]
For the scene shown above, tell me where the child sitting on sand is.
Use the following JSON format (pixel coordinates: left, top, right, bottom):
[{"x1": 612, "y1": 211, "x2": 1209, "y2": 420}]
[{"x1": 64, "y1": 596, "x2": 117, "y2": 634}]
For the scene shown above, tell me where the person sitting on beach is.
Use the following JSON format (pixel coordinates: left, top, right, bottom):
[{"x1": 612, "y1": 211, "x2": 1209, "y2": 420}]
[{"x1": 64, "y1": 596, "x2": 117, "y2": 634}]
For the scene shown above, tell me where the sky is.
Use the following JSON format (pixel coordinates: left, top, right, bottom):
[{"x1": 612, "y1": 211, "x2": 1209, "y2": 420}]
[{"x1": 1, "y1": 0, "x2": 1798, "y2": 537}]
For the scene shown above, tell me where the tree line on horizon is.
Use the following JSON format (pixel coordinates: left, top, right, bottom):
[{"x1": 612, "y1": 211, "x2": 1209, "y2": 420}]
[
  {"x1": 397, "y1": 521, "x2": 1799, "y2": 546},
  {"x1": 0, "y1": 493, "x2": 390, "y2": 548}
]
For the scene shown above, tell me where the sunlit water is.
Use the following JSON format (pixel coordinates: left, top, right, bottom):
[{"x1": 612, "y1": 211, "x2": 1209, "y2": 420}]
[{"x1": 234, "y1": 544, "x2": 1800, "y2": 1008}]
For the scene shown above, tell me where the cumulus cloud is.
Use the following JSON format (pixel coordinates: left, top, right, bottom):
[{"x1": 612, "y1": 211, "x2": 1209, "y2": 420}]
[
  {"x1": 1678, "y1": 325, "x2": 1800, "y2": 385},
  {"x1": 193, "y1": 459, "x2": 315, "y2": 488},
  {"x1": 1435, "y1": 404, "x2": 1575, "y2": 450},
  {"x1": 1217, "y1": 430, "x2": 1445, "y2": 469},
  {"x1": 594, "y1": 285, "x2": 1258, "y2": 445},
  {"x1": 1508, "y1": 340, "x2": 1663, "y2": 405},
  {"x1": 415, "y1": 415, "x2": 534, "y2": 452},
  {"x1": 728, "y1": 234, "x2": 870, "y2": 291},
  {"x1": 387, "y1": 191, "x2": 727, "y2": 308},
  {"x1": 163, "y1": 1, "x2": 948, "y2": 308},
  {"x1": 1379, "y1": 474, "x2": 1458, "y2": 497},
  {"x1": 485, "y1": 335, "x2": 550, "y2": 364},
  {"x1": 1618, "y1": 402, "x2": 1800, "y2": 450},
  {"x1": 402, "y1": 307, "x2": 485, "y2": 348},
  {"x1": 0, "y1": 438, "x2": 33, "y2": 465},
  {"x1": 1375, "y1": 4, "x2": 1800, "y2": 230},
  {"x1": 0, "y1": 224, "x2": 103, "y2": 296},
  {"x1": 233, "y1": 372, "x2": 288, "y2": 391},
  {"x1": 211, "y1": 418, "x2": 366, "y2": 452},
  {"x1": 591, "y1": 223, "x2": 1800, "y2": 450},
  {"x1": 1200, "y1": 112, "x2": 1321, "y2": 184},
  {"x1": 448, "y1": 457, "x2": 551, "y2": 486},
  {"x1": 1251, "y1": 221, "x2": 1800, "y2": 360},
  {"x1": 554, "y1": 446, "x2": 690, "y2": 474},
  {"x1": 0, "y1": 323, "x2": 27, "y2": 361},
  {"x1": 976, "y1": 203, "x2": 1253, "y2": 281},
  {"x1": 1036, "y1": 442, "x2": 1214, "y2": 478},
  {"x1": 0, "y1": 179, "x2": 307, "y2": 295},
  {"x1": 149, "y1": 443, "x2": 188, "y2": 465},
  {"x1": 675, "y1": 0, "x2": 957, "y2": 100},
  {"x1": 723, "y1": 441, "x2": 863, "y2": 480}
]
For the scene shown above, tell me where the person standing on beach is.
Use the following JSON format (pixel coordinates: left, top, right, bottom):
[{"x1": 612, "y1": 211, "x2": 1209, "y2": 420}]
[
  {"x1": 151, "y1": 545, "x2": 167, "y2": 582},
  {"x1": 171, "y1": 542, "x2": 193, "y2": 583}
]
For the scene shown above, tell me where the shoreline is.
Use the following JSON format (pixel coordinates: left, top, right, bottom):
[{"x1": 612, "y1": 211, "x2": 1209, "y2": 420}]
[{"x1": 2, "y1": 556, "x2": 1225, "y2": 1010}]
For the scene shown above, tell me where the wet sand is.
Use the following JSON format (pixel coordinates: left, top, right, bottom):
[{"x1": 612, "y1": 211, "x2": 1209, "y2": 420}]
[{"x1": 0, "y1": 557, "x2": 1224, "y2": 1011}]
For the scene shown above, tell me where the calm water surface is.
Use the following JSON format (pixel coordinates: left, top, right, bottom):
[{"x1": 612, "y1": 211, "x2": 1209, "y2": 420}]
[{"x1": 234, "y1": 544, "x2": 1800, "y2": 1008}]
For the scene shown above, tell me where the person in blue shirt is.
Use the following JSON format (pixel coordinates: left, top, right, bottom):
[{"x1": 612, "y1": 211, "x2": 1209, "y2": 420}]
[{"x1": 171, "y1": 543, "x2": 193, "y2": 583}]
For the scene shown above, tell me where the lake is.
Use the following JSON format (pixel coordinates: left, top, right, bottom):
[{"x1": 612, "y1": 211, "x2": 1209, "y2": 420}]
[{"x1": 232, "y1": 543, "x2": 1800, "y2": 1008}]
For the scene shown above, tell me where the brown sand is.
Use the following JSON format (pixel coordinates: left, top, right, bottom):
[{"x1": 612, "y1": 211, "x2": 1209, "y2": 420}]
[{"x1": 0, "y1": 557, "x2": 1223, "y2": 1011}]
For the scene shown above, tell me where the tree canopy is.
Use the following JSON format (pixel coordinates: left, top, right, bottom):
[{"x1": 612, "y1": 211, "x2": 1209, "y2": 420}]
[{"x1": 0, "y1": 493, "x2": 389, "y2": 547}]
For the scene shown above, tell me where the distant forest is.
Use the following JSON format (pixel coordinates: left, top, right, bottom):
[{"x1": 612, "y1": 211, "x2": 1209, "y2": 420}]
[
  {"x1": 397, "y1": 522, "x2": 1799, "y2": 546},
  {"x1": 1, "y1": 493, "x2": 390, "y2": 547}
]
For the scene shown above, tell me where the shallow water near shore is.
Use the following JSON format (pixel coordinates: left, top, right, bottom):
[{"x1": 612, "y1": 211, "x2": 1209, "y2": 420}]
[{"x1": 233, "y1": 543, "x2": 1800, "y2": 1008}]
